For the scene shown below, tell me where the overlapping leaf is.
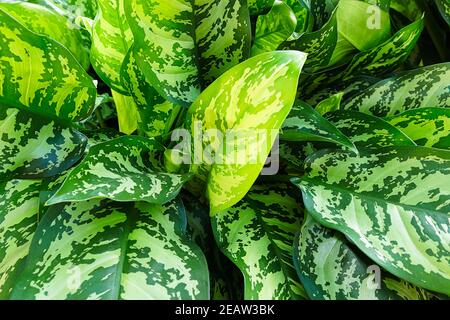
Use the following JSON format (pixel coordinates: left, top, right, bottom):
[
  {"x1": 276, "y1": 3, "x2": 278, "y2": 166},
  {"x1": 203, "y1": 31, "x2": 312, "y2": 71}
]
[
  {"x1": 120, "y1": 47, "x2": 180, "y2": 138},
  {"x1": 281, "y1": 100, "x2": 356, "y2": 151},
  {"x1": 344, "y1": 63, "x2": 450, "y2": 116},
  {"x1": 295, "y1": 214, "x2": 437, "y2": 300},
  {"x1": 0, "y1": 9, "x2": 96, "y2": 122},
  {"x1": 387, "y1": 108, "x2": 450, "y2": 149},
  {"x1": 125, "y1": 0, "x2": 251, "y2": 106},
  {"x1": 293, "y1": 147, "x2": 450, "y2": 295},
  {"x1": 187, "y1": 51, "x2": 307, "y2": 214},
  {"x1": 0, "y1": 179, "x2": 42, "y2": 299},
  {"x1": 251, "y1": 1, "x2": 297, "y2": 56},
  {"x1": 0, "y1": 107, "x2": 87, "y2": 180},
  {"x1": 326, "y1": 110, "x2": 416, "y2": 149},
  {"x1": 0, "y1": 2, "x2": 90, "y2": 69},
  {"x1": 10, "y1": 199, "x2": 209, "y2": 300},
  {"x1": 91, "y1": 0, "x2": 132, "y2": 93},
  {"x1": 47, "y1": 136, "x2": 190, "y2": 205},
  {"x1": 212, "y1": 184, "x2": 307, "y2": 300}
]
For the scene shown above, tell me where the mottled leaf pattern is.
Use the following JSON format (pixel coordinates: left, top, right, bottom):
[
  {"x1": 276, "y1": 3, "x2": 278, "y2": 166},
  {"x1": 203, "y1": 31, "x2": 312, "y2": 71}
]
[
  {"x1": 344, "y1": 63, "x2": 450, "y2": 116},
  {"x1": 120, "y1": 47, "x2": 180, "y2": 138},
  {"x1": 326, "y1": 110, "x2": 416, "y2": 149},
  {"x1": 295, "y1": 214, "x2": 437, "y2": 300},
  {"x1": 387, "y1": 108, "x2": 450, "y2": 150},
  {"x1": 282, "y1": 10, "x2": 338, "y2": 69},
  {"x1": 11, "y1": 199, "x2": 209, "y2": 300},
  {"x1": 248, "y1": 0, "x2": 275, "y2": 15},
  {"x1": 91, "y1": 0, "x2": 132, "y2": 93},
  {"x1": 0, "y1": 2, "x2": 90, "y2": 69},
  {"x1": 251, "y1": 1, "x2": 297, "y2": 56},
  {"x1": 126, "y1": 0, "x2": 251, "y2": 106},
  {"x1": 0, "y1": 179, "x2": 42, "y2": 299},
  {"x1": 212, "y1": 184, "x2": 307, "y2": 300},
  {"x1": 293, "y1": 147, "x2": 450, "y2": 295},
  {"x1": 47, "y1": 136, "x2": 190, "y2": 205},
  {"x1": 187, "y1": 51, "x2": 307, "y2": 214},
  {"x1": 0, "y1": 107, "x2": 87, "y2": 180},
  {"x1": 0, "y1": 9, "x2": 96, "y2": 122},
  {"x1": 281, "y1": 100, "x2": 356, "y2": 151}
]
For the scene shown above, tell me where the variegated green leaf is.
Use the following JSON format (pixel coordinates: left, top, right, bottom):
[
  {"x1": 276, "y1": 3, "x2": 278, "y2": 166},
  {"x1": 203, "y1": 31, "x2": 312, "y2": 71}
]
[
  {"x1": 0, "y1": 106, "x2": 87, "y2": 180},
  {"x1": 310, "y1": 0, "x2": 336, "y2": 29},
  {"x1": 91, "y1": 0, "x2": 132, "y2": 93},
  {"x1": 126, "y1": 0, "x2": 251, "y2": 106},
  {"x1": 0, "y1": 2, "x2": 90, "y2": 69},
  {"x1": 293, "y1": 146, "x2": 450, "y2": 295},
  {"x1": 343, "y1": 63, "x2": 450, "y2": 116},
  {"x1": 281, "y1": 100, "x2": 356, "y2": 151},
  {"x1": 82, "y1": 128, "x2": 123, "y2": 152},
  {"x1": 120, "y1": 47, "x2": 181, "y2": 138},
  {"x1": 0, "y1": 9, "x2": 96, "y2": 122},
  {"x1": 295, "y1": 213, "x2": 437, "y2": 300},
  {"x1": 11, "y1": 198, "x2": 209, "y2": 299},
  {"x1": 283, "y1": 0, "x2": 312, "y2": 34},
  {"x1": 187, "y1": 51, "x2": 307, "y2": 214},
  {"x1": 248, "y1": 0, "x2": 275, "y2": 15},
  {"x1": 282, "y1": 9, "x2": 338, "y2": 69},
  {"x1": 47, "y1": 136, "x2": 190, "y2": 205},
  {"x1": 326, "y1": 110, "x2": 416, "y2": 149},
  {"x1": 212, "y1": 184, "x2": 307, "y2": 300},
  {"x1": 111, "y1": 90, "x2": 138, "y2": 135},
  {"x1": 342, "y1": 16, "x2": 424, "y2": 78},
  {"x1": 280, "y1": 141, "x2": 317, "y2": 169},
  {"x1": 387, "y1": 108, "x2": 450, "y2": 150},
  {"x1": 0, "y1": 179, "x2": 42, "y2": 299},
  {"x1": 251, "y1": 1, "x2": 297, "y2": 56},
  {"x1": 33, "y1": 0, "x2": 98, "y2": 19},
  {"x1": 435, "y1": 0, "x2": 450, "y2": 26},
  {"x1": 183, "y1": 192, "x2": 243, "y2": 300}
]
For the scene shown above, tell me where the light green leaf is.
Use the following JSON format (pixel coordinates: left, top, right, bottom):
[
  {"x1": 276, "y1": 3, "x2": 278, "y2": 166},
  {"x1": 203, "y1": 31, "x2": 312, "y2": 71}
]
[
  {"x1": 126, "y1": 0, "x2": 251, "y2": 106},
  {"x1": 281, "y1": 100, "x2": 356, "y2": 151},
  {"x1": 337, "y1": 0, "x2": 391, "y2": 51},
  {"x1": 91, "y1": 0, "x2": 133, "y2": 93},
  {"x1": 387, "y1": 108, "x2": 450, "y2": 150},
  {"x1": 10, "y1": 198, "x2": 210, "y2": 300},
  {"x1": 212, "y1": 184, "x2": 307, "y2": 300},
  {"x1": 315, "y1": 92, "x2": 343, "y2": 115},
  {"x1": 343, "y1": 63, "x2": 450, "y2": 116},
  {"x1": 293, "y1": 146, "x2": 450, "y2": 295},
  {"x1": 0, "y1": 106, "x2": 87, "y2": 180},
  {"x1": 187, "y1": 51, "x2": 307, "y2": 214},
  {"x1": 0, "y1": 179, "x2": 42, "y2": 299},
  {"x1": 326, "y1": 110, "x2": 416, "y2": 149},
  {"x1": 111, "y1": 90, "x2": 138, "y2": 135},
  {"x1": 33, "y1": 0, "x2": 98, "y2": 19},
  {"x1": 0, "y1": 9, "x2": 97, "y2": 122},
  {"x1": 295, "y1": 213, "x2": 438, "y2": 300},
  {"x1": 47, "y1": 136, "x2": 190, "y2": 205},
  {"x1": 0, "y1": 2, "x2": 90, "y2": 69}
]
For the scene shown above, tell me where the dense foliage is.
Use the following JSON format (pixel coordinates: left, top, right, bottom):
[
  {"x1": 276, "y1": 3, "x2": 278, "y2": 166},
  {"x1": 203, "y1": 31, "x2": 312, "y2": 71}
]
[{"x1": 0, "y1": 0, "x2": 449, "y2": 300}]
